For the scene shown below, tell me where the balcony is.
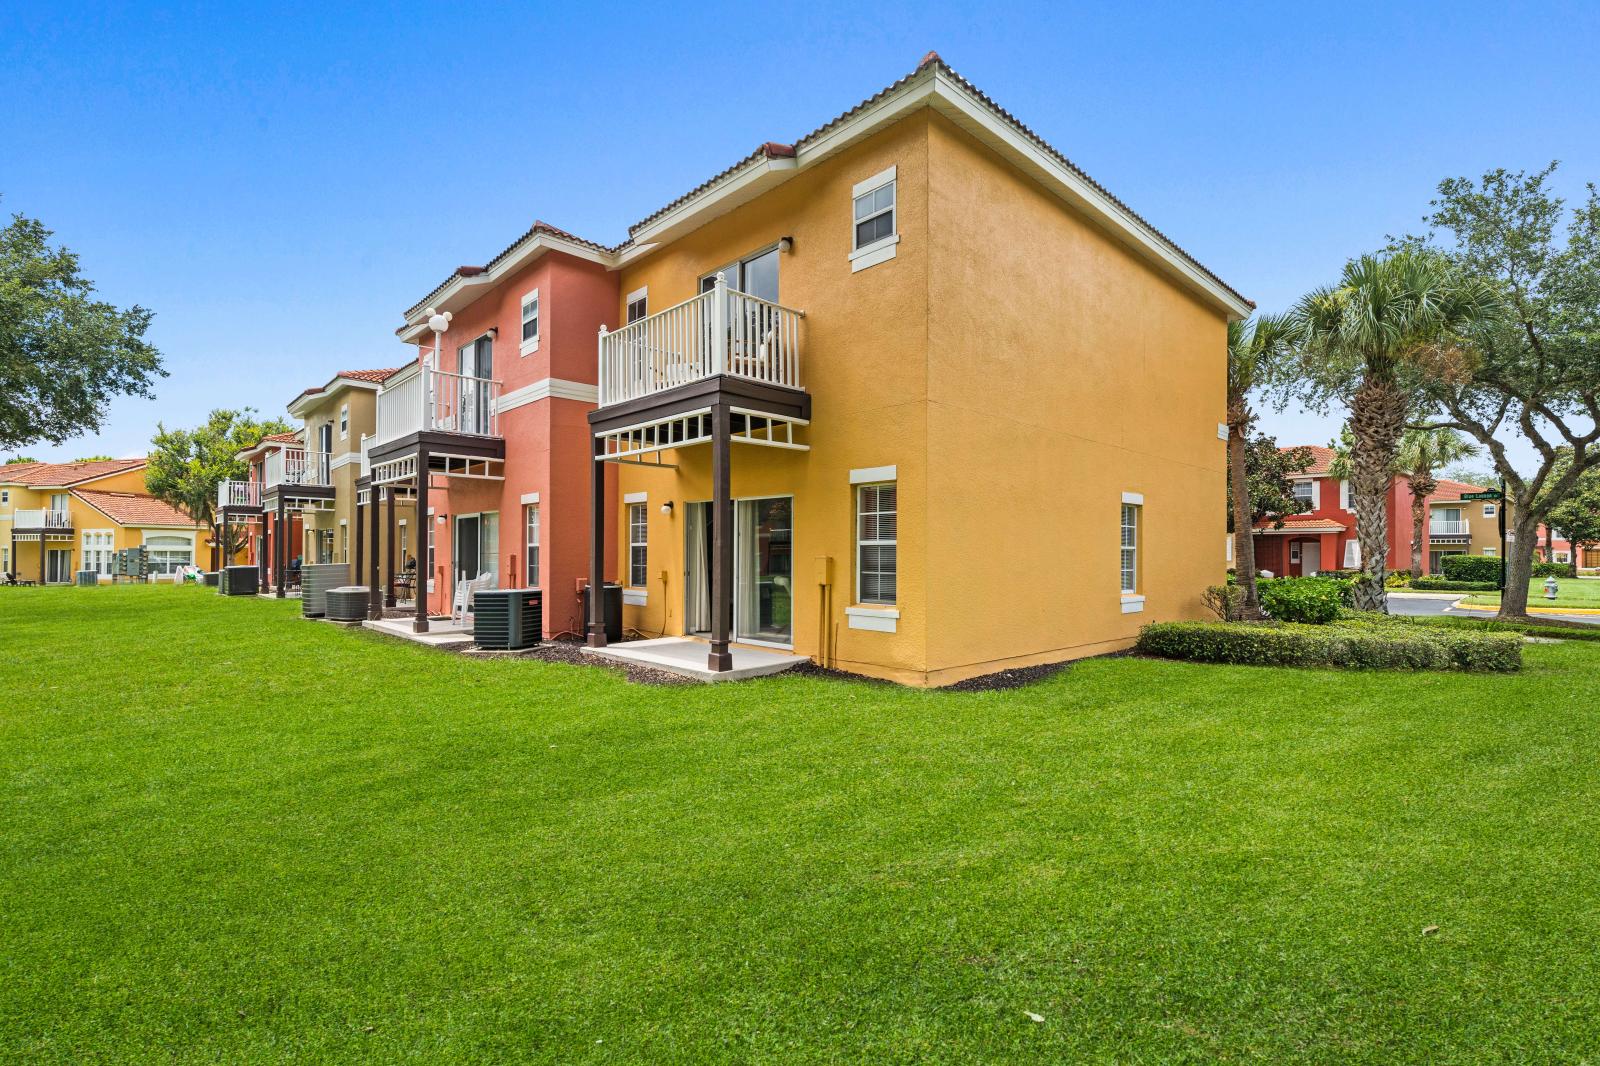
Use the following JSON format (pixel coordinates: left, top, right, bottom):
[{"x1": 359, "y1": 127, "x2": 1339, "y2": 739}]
[
  {"x1": 264, "y1": 449, "x2": 331, "y2": 490},
  {"x1": 598, "y1": 280, "x2": 804, "y2": 408},
  {"x1": 13, "y1": 508, "x2": 72, "y2": 531},
  {"x1": 1429, "y1": 520, "x2": 1472, "y2": 536},
  {"x1": 217, "y1": 480, "x2": 263, "y2": 510},
  {"x1": 374, "y1": 365, "x2": 502, "y2": 448}
]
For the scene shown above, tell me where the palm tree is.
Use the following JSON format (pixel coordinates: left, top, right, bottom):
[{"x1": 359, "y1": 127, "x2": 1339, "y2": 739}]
[
  {"x1": 1228, "y1": 314, "x2": 1299, "y2": 618},
  {"x1": 1396, "y1": 428, "x2": 1476, "y2": 578},
  {"x1": 1287, "y1": 250, "x2": 1502, "y2": 611}
]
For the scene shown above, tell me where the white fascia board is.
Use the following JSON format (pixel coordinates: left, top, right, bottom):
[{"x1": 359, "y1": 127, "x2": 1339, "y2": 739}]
[
  {"x1": 625, "y1": 155, "x2": 801, "y2": 248},
  {"x1": 397, "y1": 234, "x2": 616, "y2": 338}
]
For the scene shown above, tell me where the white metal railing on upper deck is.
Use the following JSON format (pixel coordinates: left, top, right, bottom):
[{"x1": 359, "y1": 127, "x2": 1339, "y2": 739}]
[
  {"x1": 598, "y1": 274, "x2": 804, "y2": 407},
  {"x1": 13, "y1": 508, "x2": 71, "y2": 529},
  {"x1": 216, "y1": 480, "x2": 262, "y2": 508},
  {"x1": 1429, "y1": 520, "x2": 1472, "y2": 536},
  {"x1": 264, "y1": 448, "x2": 331, "y2": 489},
  {"x1": 372, "y1": 366, "x2": 501, "y2": 448}
]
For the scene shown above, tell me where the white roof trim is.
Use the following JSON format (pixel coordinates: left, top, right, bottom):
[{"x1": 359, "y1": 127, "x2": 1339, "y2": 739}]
[{"x1": 398, "y1": 232, "x2": 611, "y2": 340}]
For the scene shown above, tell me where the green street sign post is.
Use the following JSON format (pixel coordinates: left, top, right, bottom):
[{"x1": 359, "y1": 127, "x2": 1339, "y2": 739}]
[{"x1": 1459, "y1": 490, "x2": 1503, "y2": 501}]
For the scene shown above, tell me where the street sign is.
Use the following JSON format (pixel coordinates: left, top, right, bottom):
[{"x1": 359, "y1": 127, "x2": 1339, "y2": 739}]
[{"x1": 1460, "y1": 490, "x2": 1503, "y2": 501}]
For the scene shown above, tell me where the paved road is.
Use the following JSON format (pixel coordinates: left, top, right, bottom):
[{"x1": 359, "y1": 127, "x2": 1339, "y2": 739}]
[{"x1": 1387, "y1": 593, "x2": 1600, "y2": 626}]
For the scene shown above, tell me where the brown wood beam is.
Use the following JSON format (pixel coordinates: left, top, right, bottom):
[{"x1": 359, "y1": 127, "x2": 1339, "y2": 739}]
[
  {"x1": 709, "y1": 401, "x2": 733, "y2": 672},
  {"x1": 385, "y1": 487, "x2": 396, "y2": 609}
]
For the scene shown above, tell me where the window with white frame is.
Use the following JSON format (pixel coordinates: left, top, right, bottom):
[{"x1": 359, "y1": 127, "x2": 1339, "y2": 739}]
[
  {"x1": 1, "y1": 489, "x2": 8, "y2": 505},
  {"x1": 850, "y1": 166, "x2": 897, "y2": 271},
  {"x1": 524, "y1": 503, "x2": 540, "y2": 587},
  {"x1": 856, "y1": 483, "x2": 897, "y2": 604},
  {"x1": 81, "y1": 530, "x2": 114, "y2": 575},
  {"x1": 1484, "y1": 503, "x2": 1497, "y2": 517},
  {"x1": 1120, "y1": 504, "x2": 1140, "y2": 593},
  {"x1": 626, "y1": 287, "x2": 648, "y2": 324},
  {"x1": 145, "y1": 534, "x2": 194, "y2": 575},
  {"x1": 628, "y1": 503, "x2": 648, "y2": 587},
  {"x1": 340, "y1": 523, "x2": 348, "y2": 562},
  {"x1": 1291, "y1": 479, "x2": 1315, "y2": 506},
  {"x1": 398, "y1": 522, "x2": 408, "y2": 566},
  {"x1": 1483, "y1": 546, "x2": 1497, "y2": 556},
  {"x1": 339, "y1": 403, "x2": 349, "y2": 439},
  {"x1": 520, "y1": 289, "x2": 540, "y2": 353}
]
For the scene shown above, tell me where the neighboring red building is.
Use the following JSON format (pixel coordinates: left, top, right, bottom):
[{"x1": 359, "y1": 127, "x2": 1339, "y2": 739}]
[
  {"x1": 234, "y1": 431, "x2": 305, "y2": 587},
  {"x1": 369, "y1": 222, "x2": 620, "y2": 636},
  {"x1": 1252, "y1": 445, "x2": 1417, "y2": 577}
]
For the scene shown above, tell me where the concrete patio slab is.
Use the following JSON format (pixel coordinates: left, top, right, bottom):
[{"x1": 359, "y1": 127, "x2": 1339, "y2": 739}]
[
  {"x1": 361, "y1": 616, "x2": 475, "y2": 647},
  {"x1": 582, "y1": 637, "x2": 807, "y2": 682}
]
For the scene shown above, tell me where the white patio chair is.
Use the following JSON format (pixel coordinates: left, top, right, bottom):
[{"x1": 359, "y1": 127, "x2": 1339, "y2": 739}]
[{"x1": 451, "y1": 571, "x2": 496, "y2": 626}]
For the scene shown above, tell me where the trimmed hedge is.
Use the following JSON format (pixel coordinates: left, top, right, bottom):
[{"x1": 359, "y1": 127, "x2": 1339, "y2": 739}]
[
  {"x1": 1533, "y1": 561, "x2": 1578, "y2": 579},
  {"x1": 1404, "y1": 614, "x2": 1600, "y2": 643},
  {"x1": 1258, "y1": 576, "x2": 1346, "y2": 624},
  {"x1": 1411, "y1": 578, "x2": 1499, "y2": 592},
  {"x1": 1442, "y1": 554, "x2": 1502, "y2": 582},
  {"x1": 1136, "y1": 619, "x2": 1522, "y2": 672}
]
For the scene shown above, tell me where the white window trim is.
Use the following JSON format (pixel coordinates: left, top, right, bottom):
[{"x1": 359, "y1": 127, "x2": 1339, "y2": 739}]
[
  {"x1": 519, "y1": 491, "x2": 541, "y2": 505},
  {"x1": 1121, "y1": 491, "x2": 1144, "y2": 506},
  {"x1": 624, "y1": 491, "x2": 648, "y2": 504},
  {"x1": 855, "y1": 480, "x2": 897, "y2": 608},
  {"x1": 623, "y1": 588, "x2": 648, "y2": 606},
  {"x1": 1483, "y1": 503, "x2": 1497, "y2": 517},
  {"x1": 627, "y1": 502, "x2": 648, "y2": 588},
  {"x1": 1120, "y1": 498, "x2": 1141, "y2": 599},
  {"x1": 1120, "y1": 595, "x2": 1146, "y2": 614},
  {"x1": 849, "y1": 165, "x2": 898, "y2": 272},
  {"x1": 625, "y1": 286, "x2": 649, "y2": 324},
  {"x1": 850, "y1": 465, "x2": 896, "y2": 485},
  {"x1": 1216, "y1": 423, "x2": 1229, "y2": 441},
  {"x1": 846, "y1": 605, "x2": 899, "y2": 632},
  {"x1": 520, "y1": 287, "x2": 540, "y2": 356}
]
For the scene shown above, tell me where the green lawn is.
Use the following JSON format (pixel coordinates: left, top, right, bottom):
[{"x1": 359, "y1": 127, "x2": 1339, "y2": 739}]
[
  {"x1": 1461, "y1": 575, "x2": 1600, "y2": 609},
  {"x1": 5, "y1": 586, "x2": 1600, "y2": 1062}
]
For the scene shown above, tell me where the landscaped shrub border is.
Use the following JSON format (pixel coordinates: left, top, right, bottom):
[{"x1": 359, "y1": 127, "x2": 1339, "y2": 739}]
[
  {"x1": 1258, "y1": 576, "x2": 1346, "y2": 624},
  {"x1": 1404, "y1": 614, "x2": 1600, "y2": 643},
  {"x1": 1137, "y1": 618, "x2": 1522, "y2": 672},
  {"x1": 1412, "y1": 578, "x2": 1500, "y2": 592},
  {"x1": 1442, "y1": 554, "x2": 1502, "y2": 583},
  {"x1": 1532, "y1": 561, "x2": 1578, "y2": 579}
]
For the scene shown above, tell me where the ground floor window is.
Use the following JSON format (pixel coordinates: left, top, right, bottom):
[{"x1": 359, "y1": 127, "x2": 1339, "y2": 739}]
[
  {"x1": 82, "y1": 530, "x2": 115, "y2": 575},
  {"x1": 1120, "y1": 503, "x2": 1140, "y2": 593},
  {"x1": 46, "y1": 548, "x2": 73, "y2": 583},
  {"x1": 145, "y1": 534, "x2": 194, "y2": 575},
  {"x1": 857, "y1": 483, "x2": 897, "y2": 604},
  {"x1": 628, "y1": 503, "x2": 648, "y2": 587},
  {"x1": 524, "y1": 504, "x2": 540, "y2": 587}
]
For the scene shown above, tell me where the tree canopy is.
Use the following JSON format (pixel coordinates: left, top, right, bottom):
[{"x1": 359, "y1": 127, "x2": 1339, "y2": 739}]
[
  {"x1": 0, "y1": 206, "x2": 165, "y2": 452},
  {"x1": 145, "y1": 409, "x2": 291, "y2": 564}
]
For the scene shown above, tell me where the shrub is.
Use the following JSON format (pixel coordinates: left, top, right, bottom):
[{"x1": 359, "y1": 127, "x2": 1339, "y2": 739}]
[
  {"x1": 1442, "y1": 554, "x2": 1502, "y2": 583},
  {"x1": 1411, "y1": 578, "x2": 1499, "y2": 592},
  {"x1": 1136, "y1": 619, "x2": 1521, "y2": 672},
  {"x1": 1532, "y1": 561, "x2": 1577, "y2": 579},
  {"x1": 1202, "y1": 583, "x2": 1244, "y2": 621},
  {"x1": 1258, "y1": 576, "x2": 1345, "y2": 624},
  {"x1": 1404, "y1": 615, "x2": 1600, "y2": 643}
]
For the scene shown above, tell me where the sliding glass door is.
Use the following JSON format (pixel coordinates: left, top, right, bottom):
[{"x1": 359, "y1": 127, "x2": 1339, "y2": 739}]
[{"x1": 735, "y1": 496, "x2": 792, "y2": 645}]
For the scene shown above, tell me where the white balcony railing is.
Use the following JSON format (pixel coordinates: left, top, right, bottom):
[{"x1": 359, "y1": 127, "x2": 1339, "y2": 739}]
[
  {"x1": 373, "y1": 366, "x2": 501, "y2": 449},
  {"x1": 1429, "y1": 520, "x2": 1472, "y2": 536},
  {"x1": 216, "y1": 480, "x2": 262, "y2": 508},
  {"x1": 13, "y1": 508, "x2": 71, "y2": 529},
  {"x1": 598, "y1": 275, "x2": 804, "y2": 407},
  {"x1": 264, "y1": 448, "x2": 331, "y2": 489}
]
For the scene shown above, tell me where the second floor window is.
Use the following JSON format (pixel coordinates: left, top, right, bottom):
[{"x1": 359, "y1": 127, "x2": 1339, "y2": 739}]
[
  {"x1": 521, "y1": 289, "x2": 539, "y2": 351},
  {"x1": 626, "y1": 287, "x2": 648, "y2": 324},
  {"x1": 1291, "y1": 480, "x2": 1314, "y2": 507},
  {"x1": 339, "y1": 404, "x2": 349, "y2": 439},
  {"x1": 854, "y1": 175, "x2": 895, "y2": 250},
  {"x1": 628, "y1": 503, "x2": 648, "y2": 587}
]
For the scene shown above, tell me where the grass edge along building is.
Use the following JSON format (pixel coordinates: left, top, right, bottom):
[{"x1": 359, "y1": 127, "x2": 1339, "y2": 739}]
[{"x1": 581, "y1": 52, "x2": 1252, "y2": 685}]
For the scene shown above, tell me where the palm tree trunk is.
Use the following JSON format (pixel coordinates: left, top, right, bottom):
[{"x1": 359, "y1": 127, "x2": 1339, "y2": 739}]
[
  {"x1": 1347, "y1": 374, "x2": 1406, "y2": 612},
  {"x1": 1227, "y1": 404, "x2": 1261, "y2": 620},
  {"x1": 1410, "y1": 496, "x2": 1425, "y2": 578}
]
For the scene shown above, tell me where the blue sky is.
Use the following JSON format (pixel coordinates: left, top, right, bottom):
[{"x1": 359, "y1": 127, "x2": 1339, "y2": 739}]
[{"x1": 5, "y1": 1, "x2": 1598, "y2": 468}]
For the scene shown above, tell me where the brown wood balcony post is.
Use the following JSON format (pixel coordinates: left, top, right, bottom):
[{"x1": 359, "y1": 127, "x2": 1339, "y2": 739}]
[
  {"x1": 413, "y1": 452, "x2": 430, "y2": 634},
  {"x1": 709, "y1": 402, "x2": 733, "y2": 672},
  {"x1": 587, "y1": 446, "x2": 608, "y2": 647},
  {"x1": 354, "y1": 496, "x2": 365, "y2": 595},
  {"x1": 368, "y1": 488, "x2": 383, "y2": 620}
]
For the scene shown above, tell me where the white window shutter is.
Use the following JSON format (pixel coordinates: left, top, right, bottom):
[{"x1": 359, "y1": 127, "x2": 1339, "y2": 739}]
[
  {"x1": 1340, "y1": 480, "x2": 1350, "y2": 510},
  {"x1": 1311, "y1": 479, "x2": 1322, "y2": 509},
  {"x1": 1344, "y1": 539, "x2": 1361, "y2": 568}
]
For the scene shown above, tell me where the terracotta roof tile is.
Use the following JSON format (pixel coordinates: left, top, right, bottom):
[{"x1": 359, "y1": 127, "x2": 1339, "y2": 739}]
[
  {"x1": 1280, "y1": 445, "x2": 1337, "y2": 476},
  {"x1": 0, "y1": 458, "x2": 146, "y2": 487},
  {"x1": 336, "y1": 367, "x2": 403, "y2": 383},
  {"x1": 261, "y1": 431, "x2": 301, "y2": 444},
  {"x1": 1254, "y1": 516, "x2": 1348, "y2": 533},
  {"x1": 1428, "y1": 478, "x2": 1491, "y2": 501},
  {"x1": 72, "y1": 490, "x2": 199, "y2": 527}
]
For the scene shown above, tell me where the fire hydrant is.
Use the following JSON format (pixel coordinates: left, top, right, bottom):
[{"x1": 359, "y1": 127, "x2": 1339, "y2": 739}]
[{"x1": 1544, "y1": 575, "x2": 1560, "y2": 600}]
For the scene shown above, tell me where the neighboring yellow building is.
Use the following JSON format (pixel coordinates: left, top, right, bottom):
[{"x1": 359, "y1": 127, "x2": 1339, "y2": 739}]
[
  {"x1": 584, "y1": 54, "x2": 1252, "y2": 685},
  {"x1": 1, "y1": 459, "x2": 212, "y2": 583}
]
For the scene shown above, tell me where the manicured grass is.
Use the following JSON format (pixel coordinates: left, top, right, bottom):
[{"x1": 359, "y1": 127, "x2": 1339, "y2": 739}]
[
  {"x1": 1461, "y1": 575, "x2": 1600, "y2": 609},
  {"x1": 5, "y1": 586, "x2": 1600, "y2": 1062}
]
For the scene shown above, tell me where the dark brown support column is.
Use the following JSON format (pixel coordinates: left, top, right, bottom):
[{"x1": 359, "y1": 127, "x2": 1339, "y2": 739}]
[
  {"x1": 354, "y1": 494, "x2": 365, "y2": 594},
  {"x1": 413, "y1": 455, "x2": 430, "y2": 634},
  {"x1": 708, "y1": 403, "x2": 733, "y2": 672},
  {"x1": 275, "y1": 497, "x2": 287, "y2": 598},
  {"x1": 221, "y1": 512, "x2": 230, "y2": 588},
  {"x1": 369, "y1": 487, "x2": 383, "y2": 620},
  {"x1": 9, "y1": 530, "x2": 15, "y2": 580},
  {"x1": 40, "y1": 535, "x2": 47, "y2": 585},
  {"x1": 586, "y1": 444, "x2": 608, "y2": 648},
  {"x1": 384, "y1": 487, "x2": 396, "y2": 608}
]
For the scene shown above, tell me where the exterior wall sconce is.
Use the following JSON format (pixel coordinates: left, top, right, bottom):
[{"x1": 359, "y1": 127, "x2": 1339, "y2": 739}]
[
  {"x1": 778, "y1": 236, "x2": 794, "y2": 254},
  {"x1": 486, "y1": 326, "x2": 498, "y2": 341},
  {"x1": 660, "y1": 501, "x2": 674, "y2": 516}
]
